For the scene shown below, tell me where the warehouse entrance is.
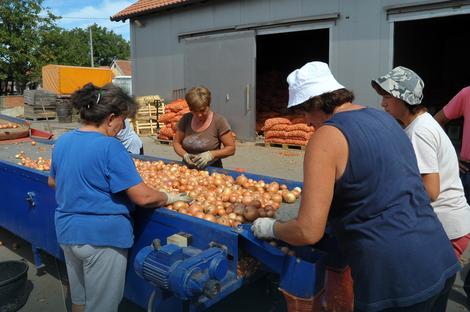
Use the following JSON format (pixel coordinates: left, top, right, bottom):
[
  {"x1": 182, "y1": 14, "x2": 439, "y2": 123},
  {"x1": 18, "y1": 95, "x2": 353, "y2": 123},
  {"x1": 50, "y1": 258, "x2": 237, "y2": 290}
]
[
  {"x1": 255, "y1": 29, "x2": 329, "y2": 134},
  {"x1": 394, "y1": 13, "x2": 470, "y2": 148}
]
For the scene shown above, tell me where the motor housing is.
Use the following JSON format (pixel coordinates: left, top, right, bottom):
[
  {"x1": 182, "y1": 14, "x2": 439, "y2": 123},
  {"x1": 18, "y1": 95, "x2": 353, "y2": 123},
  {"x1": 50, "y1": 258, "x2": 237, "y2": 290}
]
[{"x1": 134, "y1": 242, "x2": 228, "y2": 300}]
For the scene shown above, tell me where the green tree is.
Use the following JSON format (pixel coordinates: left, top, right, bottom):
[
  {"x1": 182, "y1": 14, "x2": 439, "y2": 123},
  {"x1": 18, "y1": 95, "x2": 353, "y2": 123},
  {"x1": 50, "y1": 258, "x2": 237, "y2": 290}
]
[
  {"x1": 34, "y1": 24, "x2": 130, "y2": 79},
  {"x1": 0, "y1": 0, "x2": 57, "y2": 94},
  {"x1": 87, "y1": 24, "x2": 130, "y2": 67}
]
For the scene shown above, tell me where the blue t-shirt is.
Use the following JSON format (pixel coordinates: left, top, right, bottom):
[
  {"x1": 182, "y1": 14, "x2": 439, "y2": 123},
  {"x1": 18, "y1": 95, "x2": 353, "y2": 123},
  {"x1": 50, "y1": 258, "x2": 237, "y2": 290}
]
[
  {"x1": 50, "y1": 130, "x2": 142, "y2": 248},
  {"x1": 324, "y1": 108, "x2": 459, "y2": 311}
]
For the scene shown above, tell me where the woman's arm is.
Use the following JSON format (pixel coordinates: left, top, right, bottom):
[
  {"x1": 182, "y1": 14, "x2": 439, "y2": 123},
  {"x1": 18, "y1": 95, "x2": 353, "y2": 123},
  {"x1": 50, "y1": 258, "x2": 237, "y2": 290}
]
[
  {"x1": 434, "y1": 110, "x2": 450, "y2": 128},
  {"x1": 421, "y1": 173, "x2": 440, "y2": 202},
  {"x1": 126, "y1": 182, "x2": 169, "y2": 208},
  {"x1": 274, "y1": 125, "x2": 348, "y2": 246},
  {"x1": 173, "y1": 129, "x2": 187, "y2": 158},
  {"x1": 210, "y1": 131, "x2": 236, "y2": 159},
  {"x1": 48, "y1": 176, "x2": 55, "y2": 188}
]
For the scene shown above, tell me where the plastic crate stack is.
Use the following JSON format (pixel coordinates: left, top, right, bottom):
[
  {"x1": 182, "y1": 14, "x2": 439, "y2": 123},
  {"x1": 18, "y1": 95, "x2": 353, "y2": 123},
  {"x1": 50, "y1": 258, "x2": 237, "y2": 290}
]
[{"x1": 133, "y1": 95, "x2": 165, "y2": 136}]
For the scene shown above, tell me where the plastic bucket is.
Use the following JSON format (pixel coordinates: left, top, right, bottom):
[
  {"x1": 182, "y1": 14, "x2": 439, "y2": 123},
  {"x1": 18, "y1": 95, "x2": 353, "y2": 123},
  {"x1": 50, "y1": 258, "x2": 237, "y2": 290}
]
[
  {"x1": 0, "y1": 261, "x2": 29, "y2": 312},
  {"x1": 56, "y1": 100, "x2": 73, "y2": 123}
]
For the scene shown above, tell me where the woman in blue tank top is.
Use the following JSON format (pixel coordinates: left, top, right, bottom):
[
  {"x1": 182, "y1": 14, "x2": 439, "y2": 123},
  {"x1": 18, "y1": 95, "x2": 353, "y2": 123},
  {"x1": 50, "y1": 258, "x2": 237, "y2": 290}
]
[{"x1": 251, "y1": 62, "x2": 459, "y2": 311}]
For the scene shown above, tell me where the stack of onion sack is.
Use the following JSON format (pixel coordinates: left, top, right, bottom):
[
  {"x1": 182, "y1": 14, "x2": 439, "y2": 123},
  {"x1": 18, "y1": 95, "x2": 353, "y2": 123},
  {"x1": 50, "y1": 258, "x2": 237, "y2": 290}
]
[
  {"x1": 134, "y1": 159, "x2": 301, "y2": 228},
  {"x1": 157, "y1": 99, "x2": 190, "y2": 140},
  {"x1": 262, "y1": 117, "x2": 315, "y2": 146}
]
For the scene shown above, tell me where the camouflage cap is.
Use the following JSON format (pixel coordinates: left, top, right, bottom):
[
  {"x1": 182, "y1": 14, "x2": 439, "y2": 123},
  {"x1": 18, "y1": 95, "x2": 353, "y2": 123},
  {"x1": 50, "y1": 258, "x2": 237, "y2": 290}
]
[{"x1": 371, "y1": 66, "x2": 424, "y2": 105}]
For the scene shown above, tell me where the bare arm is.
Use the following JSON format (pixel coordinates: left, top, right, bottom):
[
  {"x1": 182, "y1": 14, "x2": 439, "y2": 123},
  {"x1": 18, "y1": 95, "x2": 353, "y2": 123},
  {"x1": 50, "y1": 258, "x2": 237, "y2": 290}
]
[
  {"x1": 211, "y1": 131, "x2": 236, "y2": 160},
  {"x1": 421, "y1": 173, "x2": 440, "y2": 202},
  {"x1": 48, "y1": 176, "x2": 55, "y2": 188},
  {"x1": 273, "y1": 125, "x2": 348, "y2": 245},
  {"x1": 126, "y1": 182, "x2": 168, "y2": 208},
  {"x1": 173, "y1": 129, "x2": 187, "y2": 158},
  {"x1": 434, "y1": 109, "x2": 450, "y2": 128}
]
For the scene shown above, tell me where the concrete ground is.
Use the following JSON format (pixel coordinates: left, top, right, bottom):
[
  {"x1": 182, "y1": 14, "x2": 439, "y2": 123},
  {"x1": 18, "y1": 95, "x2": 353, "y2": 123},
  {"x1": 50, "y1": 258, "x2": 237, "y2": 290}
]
[{"x1": 0, "y1": 119, "x2": 469, "y2": 311}]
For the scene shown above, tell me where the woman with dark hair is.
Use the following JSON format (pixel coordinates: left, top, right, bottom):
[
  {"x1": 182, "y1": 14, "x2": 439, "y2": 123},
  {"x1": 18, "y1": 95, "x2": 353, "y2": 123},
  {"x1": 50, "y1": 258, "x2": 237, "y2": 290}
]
[
  {"x1": 372, "y1": 67, "x2": 470, "y2": 260},
  {"x1": 173, "y1": 86, "x2": 235, "y2": 169},
  {"x1": 252, "y1": 62, "x2": 459, "y2": 311},
  {"x1": 48, "y1": 83, "x2": 190, "y2": 312}
]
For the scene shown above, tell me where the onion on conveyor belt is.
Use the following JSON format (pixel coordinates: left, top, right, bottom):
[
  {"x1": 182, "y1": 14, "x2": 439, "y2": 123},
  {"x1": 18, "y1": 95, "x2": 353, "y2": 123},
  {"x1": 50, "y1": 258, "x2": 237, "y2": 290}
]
[{"x1": 0, "y1": 122, "x2": 29, "y2": 141}]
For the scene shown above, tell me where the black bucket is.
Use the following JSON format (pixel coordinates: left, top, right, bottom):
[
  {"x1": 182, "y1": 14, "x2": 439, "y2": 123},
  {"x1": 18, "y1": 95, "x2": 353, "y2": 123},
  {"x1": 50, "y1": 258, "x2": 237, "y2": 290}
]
[
  {"x1": 0, "y1": 261, "x2": 29, "y2": 312},
  {"x1": 56, "y1": 99, "x2": 73, "y2": 123}
]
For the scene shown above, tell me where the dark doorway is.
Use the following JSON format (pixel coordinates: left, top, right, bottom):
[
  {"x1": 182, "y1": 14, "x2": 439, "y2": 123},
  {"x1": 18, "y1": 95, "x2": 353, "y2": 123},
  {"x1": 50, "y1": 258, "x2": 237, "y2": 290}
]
[
  {"x1": 394, "y1": 14, "x2": 470, "y2": 113},
  {"x1": 255, "y1": 29, "x2": 329, "y2": 133},
  {"x1": 394, "y1": 14, "x2": 470, "y2": 149}
]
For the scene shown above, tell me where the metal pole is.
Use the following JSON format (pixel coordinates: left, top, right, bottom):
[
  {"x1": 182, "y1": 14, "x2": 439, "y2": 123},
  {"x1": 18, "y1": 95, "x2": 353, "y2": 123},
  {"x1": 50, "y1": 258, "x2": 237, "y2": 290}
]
[{"x1": 89, "y1": 27, "x2": 94, "y2": 67}]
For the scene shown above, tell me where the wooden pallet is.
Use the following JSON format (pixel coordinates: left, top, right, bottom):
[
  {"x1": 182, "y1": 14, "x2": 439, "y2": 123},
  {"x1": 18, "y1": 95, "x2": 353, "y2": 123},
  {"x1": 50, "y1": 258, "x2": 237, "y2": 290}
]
[
  {"x1": 134, "y1": 120, "x2": 158, "y2": 136},
  {"x1": 24, "y1": 105, "x2": 57, "y2": 121},
  {"x1": 154, "y1": 138, "x2": 173, "y2": 146},
  {"x1": 134, "y1": 102, "x2": 165, "y2": 135},
  {"x1": 256, "y1": 142, "x2": 305, "y2": 150},
  {"x1": 136, "y1": 103, "x2": 164, "y2": 120}
]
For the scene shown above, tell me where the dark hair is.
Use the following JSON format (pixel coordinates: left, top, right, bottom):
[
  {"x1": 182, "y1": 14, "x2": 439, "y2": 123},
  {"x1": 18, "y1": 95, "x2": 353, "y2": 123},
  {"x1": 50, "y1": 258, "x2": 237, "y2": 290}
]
[
  {"x1": 295, "y1": 88, "x2": 355, "y2": 114},
  {"x1": 405, "y1": 103, "x2": 427, "y2": 115},
  {"x1": 71, "y1": 83, "x2": 137, "y2": 125}
]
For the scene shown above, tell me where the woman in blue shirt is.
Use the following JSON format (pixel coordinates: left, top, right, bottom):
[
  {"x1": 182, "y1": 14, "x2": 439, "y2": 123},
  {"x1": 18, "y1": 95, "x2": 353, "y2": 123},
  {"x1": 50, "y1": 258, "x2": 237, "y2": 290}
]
[
  {"x1": 252, "y1": 62, "x2": 459, "y2": 311},
  {"x1": 48, "y1": 83, "x2": 190, "y2": 312}
]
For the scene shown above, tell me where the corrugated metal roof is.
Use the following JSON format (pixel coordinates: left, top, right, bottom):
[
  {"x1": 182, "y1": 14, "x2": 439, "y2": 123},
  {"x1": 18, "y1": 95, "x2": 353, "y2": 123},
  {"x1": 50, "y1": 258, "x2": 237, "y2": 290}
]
[{"x1": 111, "y1": 0, "x2": 193, "y2": 21}]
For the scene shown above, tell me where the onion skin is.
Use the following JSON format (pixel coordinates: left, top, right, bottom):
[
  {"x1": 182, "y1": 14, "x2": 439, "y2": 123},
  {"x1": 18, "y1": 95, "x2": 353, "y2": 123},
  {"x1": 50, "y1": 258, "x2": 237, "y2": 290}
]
[
  {"x1": 282, "y1": 192, "x2": 297, "y2": 203},
  {"x1": 247, "y1": 199, "x2": 262, "y2": 209},
  {"x1": 243, "y1": 206, "x2": 259, "y2": 222}
]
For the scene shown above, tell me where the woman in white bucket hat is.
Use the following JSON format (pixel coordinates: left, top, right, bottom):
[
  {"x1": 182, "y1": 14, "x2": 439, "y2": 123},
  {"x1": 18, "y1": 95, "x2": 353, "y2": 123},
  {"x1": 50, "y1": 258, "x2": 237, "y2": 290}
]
[{"x1": 252, "y1": 62, "x2": 458, "y2": 311}]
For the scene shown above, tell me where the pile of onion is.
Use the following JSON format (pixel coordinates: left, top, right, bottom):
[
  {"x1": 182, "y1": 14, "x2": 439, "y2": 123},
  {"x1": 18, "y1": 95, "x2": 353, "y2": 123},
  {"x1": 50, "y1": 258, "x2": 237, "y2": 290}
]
[
  {"x1": 134, "y1": 159, "x2": 302, "y2": 228},
  {"x1": 0, "y1": 123, "x2": 20, "y2": 129},
  {"x1": 16, "y1": 151, "x2": 51, "y2": 171}
]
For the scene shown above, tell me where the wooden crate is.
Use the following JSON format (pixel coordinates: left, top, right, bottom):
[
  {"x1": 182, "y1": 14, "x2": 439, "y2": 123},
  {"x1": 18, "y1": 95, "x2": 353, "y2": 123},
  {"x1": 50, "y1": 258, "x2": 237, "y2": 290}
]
[
  {"x1": 24, "y1": 104, "x2": 57, "y2": 120},
  {"x1": 133, "y1": 101, "x2": 165, "y2": 135},
  {"x1": 133, "y1": 119, "x2": 159, "y2": 136}
]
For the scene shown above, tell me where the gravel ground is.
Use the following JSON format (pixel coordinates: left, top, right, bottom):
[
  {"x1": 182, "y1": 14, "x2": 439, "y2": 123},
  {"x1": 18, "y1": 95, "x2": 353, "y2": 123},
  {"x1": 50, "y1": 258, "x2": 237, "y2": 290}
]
[{"x1": 0, "y1": 119, "x2": 469, "y2": 311}]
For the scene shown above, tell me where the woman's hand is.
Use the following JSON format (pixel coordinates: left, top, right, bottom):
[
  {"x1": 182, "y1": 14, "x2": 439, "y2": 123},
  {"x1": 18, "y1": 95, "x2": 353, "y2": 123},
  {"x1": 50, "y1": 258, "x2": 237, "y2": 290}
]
[
  {"x1": 183, "y1": 153, "x2": 197, "y2": 167},
  {"x1": 162, "y1": 191, "x2": 192, "y2": 205},
  {"x1": 193, "y1": 151, "x2": 214, "y2": 169},
  {"x1": 251, "y1": 218, "x2": 277, "y2": 239}
]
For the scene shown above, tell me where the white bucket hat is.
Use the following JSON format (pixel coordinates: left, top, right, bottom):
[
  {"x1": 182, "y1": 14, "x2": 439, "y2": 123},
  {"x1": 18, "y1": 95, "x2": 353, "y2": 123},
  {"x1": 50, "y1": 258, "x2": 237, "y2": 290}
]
[{"x1": 287, "y1": 62, "x2": 344, "y2": 108}]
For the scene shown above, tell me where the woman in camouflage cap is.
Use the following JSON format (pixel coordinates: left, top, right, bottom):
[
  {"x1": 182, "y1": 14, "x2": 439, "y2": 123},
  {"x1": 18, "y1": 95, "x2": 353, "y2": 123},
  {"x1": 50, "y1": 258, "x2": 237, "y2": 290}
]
[{"x1": 373, "y1": 66, "x2": 470, "y2": 261}]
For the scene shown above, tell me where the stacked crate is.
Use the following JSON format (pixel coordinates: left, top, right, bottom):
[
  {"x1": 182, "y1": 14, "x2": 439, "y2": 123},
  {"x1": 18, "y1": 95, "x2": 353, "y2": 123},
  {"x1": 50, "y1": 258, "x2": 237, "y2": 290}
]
[
  {"x1": 23, "y1": 90, "x2": 57, "y2": 120},
  {"x1": 133, "y1": 95, "x2": 165, "y2": 135}
]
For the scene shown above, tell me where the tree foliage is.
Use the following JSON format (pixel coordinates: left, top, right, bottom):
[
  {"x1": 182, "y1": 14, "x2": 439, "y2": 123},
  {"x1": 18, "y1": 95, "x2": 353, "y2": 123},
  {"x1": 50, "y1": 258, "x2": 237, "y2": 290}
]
[
  {"x1": 0, "y1": 1, "x2": 130, "y2": 95},
  {"x1": 0, "y1": 0, "x2": 57, "y2": 93}
]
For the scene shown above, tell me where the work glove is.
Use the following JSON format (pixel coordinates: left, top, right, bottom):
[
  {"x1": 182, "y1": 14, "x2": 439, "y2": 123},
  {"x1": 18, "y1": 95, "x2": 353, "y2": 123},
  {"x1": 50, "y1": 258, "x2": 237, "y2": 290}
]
[
  {"x1": 193, "y1": 151, "x2": 214, "y2": 169},
  {"x1": 183, "y1": 153, "x2": 197, "y2": 167},
  {"x1": 251, "y1": 218, "x2": 277, "y2": 239},
  {"x1": 162, "y1": 191, "x2": 192, "y2": 205}
]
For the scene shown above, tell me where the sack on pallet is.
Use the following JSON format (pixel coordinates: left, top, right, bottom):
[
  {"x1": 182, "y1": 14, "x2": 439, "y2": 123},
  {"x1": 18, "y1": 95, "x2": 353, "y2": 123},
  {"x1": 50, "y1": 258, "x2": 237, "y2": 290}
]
[
  {"x1": 261, "y1": 118, "x2": 291, "y2": 131},
  {"x1": 264, "y1": 130, "x2": 286, "y2": 140},
  {"x1": 165, "y1": 99, "x2": 188, "y2": 113},
  {"x1": 285, "y1": 130, "x2": 313, "y2": 140},
  {"x1": 287, "y1": 124, "x2": 314, "y2": 132},
  {"x1": 159, "y1": 112, "x2": 177, "y2": 123},
  {"x1": 159, "y1": 126, "x2": 175, "y2": 139},
  {"x1": 266, "y1": 138, "x2": 309, "y2": 146},
  {"x1": 158, "y1": 134, "x2": 171, "y2": 140}
]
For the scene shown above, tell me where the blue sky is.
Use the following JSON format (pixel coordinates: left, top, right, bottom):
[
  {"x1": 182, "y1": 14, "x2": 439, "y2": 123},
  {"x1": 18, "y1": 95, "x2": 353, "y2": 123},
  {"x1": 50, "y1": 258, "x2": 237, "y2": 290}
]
[{"x1": 42, "y1": 0, "x2": 133, "y2": 40}]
